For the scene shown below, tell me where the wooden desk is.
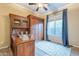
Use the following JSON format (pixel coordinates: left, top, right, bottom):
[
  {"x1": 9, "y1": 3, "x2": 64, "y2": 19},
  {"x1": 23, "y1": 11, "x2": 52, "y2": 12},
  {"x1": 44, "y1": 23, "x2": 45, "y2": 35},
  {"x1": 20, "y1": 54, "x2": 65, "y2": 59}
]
[{"x1": 11, "y1": 37, "x2": 35, "y2": 56}]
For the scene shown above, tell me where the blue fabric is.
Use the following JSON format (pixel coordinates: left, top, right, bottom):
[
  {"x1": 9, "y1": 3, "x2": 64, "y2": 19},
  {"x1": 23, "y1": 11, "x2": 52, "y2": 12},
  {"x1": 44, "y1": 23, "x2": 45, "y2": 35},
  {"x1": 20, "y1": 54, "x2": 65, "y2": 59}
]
[
  {"x1": 46, "y1": 15, "x2": 49, "y2": 41},
  {"x1": 62, "y1": 9, "x2": 69, "y2": 46}
]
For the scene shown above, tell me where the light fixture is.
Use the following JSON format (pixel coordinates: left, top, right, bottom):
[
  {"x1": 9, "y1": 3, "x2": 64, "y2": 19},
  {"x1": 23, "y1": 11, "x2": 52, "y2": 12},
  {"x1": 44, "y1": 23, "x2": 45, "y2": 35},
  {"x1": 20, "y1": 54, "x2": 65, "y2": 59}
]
[
  {"x1": 28, "y1": 3, "x2": 48, "y2": 11},
  {"x1": 38, "y1": 3, "x2": 43, "y2": 8}
]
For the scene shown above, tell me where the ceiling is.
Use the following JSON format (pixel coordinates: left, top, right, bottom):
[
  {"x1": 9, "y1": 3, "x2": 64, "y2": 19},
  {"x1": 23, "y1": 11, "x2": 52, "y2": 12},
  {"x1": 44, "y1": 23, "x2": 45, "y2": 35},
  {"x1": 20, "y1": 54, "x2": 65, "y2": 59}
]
[{"x1": 17, "y1": 3, "x2": 68, "y2": 15}]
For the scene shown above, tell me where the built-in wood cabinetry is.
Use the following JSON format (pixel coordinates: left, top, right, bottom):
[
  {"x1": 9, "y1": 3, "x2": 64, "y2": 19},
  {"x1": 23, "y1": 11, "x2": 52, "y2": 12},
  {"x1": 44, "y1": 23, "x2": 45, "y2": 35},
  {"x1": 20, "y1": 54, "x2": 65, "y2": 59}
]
[
  {"x1": 27, "y1": 15, "x2": 44, "y2": 40},
  {"x1": 27, "y1": 15, "x2": 43, "y2": 28},
  {"x1": 12, "y1": 37, "x2": 35, "y2": 56},
  {"x1": 9, "y1": 14, "x2": 35, "y2": 56}
]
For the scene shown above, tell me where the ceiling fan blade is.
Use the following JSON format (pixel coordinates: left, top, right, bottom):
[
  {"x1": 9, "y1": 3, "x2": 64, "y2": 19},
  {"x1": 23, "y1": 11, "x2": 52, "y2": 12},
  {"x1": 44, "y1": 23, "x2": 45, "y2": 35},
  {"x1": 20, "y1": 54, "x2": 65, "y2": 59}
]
[
  {"x1": 36, "y1": 7, "x2": 39, "y2": 11},
  {"x1": 43, "y1": 7, "x2": 48, "y2": 11},
  {"x1": 29, "y1": 3, "x2": 37, "y2": 5}
]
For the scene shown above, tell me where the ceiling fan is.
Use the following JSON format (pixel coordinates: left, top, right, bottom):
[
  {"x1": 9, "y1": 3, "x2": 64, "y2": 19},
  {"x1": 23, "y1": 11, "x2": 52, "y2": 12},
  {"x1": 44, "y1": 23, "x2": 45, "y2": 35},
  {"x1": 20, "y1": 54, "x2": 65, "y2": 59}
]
[{"x1": 28, "y1": 3, "x2": 48, "y2": 11}]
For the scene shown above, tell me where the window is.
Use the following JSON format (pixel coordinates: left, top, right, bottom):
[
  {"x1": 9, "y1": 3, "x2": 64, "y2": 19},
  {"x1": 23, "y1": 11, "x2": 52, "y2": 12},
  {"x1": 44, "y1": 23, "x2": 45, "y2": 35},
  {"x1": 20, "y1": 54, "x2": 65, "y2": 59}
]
[
  {"x1": 48, "y1": 21, "x2": 55, "y2": 36},
  {"x1": 48, "y1": 20, "x2": 62, "y2": 39},
  {"x1": 55, "y1": 20, "x2": 62, "y2": 39}
]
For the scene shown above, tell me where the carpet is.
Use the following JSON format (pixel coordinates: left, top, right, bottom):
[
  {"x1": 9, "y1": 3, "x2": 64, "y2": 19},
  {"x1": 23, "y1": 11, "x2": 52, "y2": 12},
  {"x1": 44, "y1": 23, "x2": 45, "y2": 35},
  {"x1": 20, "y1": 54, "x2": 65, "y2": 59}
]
[{"x1": 35, "y1": 41, "x2": 71, "y2": 56}]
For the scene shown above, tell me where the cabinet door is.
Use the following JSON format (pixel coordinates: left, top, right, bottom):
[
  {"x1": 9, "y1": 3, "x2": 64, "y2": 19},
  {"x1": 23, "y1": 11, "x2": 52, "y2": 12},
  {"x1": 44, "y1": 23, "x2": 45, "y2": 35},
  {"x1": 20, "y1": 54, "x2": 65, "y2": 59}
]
[
  {"x1": 16, "y1": 41, "x2": 35, "y2": 56},
  {"x1": 17, "y1": 44, "x2": 24, "y2": 56},
  {"x1": 29, "y1": 41, "x2": 35, "y2": 56},
  {"x1": 24, "y1": 41, "x2": 35, "y2": 56},
  {"x1": 24, "y1": 43, "x2": 31, "y2": 56}
]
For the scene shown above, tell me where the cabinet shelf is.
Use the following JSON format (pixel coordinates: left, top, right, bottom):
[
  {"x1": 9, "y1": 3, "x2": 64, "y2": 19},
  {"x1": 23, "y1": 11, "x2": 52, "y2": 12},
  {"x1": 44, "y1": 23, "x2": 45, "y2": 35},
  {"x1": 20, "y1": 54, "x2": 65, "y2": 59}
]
[{"x1": 12, "y1": 26, "x2": 29, "y2": 29}]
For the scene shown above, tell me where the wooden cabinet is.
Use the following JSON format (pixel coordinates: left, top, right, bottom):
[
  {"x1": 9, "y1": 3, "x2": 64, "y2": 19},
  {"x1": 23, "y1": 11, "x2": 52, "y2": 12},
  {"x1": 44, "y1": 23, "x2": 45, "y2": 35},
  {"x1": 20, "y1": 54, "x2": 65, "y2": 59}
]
[
  {"x1": 27, "y1": 15, "x2": 44, "y2": 40},
  {"x1": 24, "y1": 41, "x2": 35, "y2": 56},
  {"x1": 9, "y1": 14, "x2": 35, "y2": 56},
  {"x1": 17, "y1": 43, "x2": 24, "y2": 56},
  {"x1": 27, "y1": 15, "x2": 43, "y2": 28},
  {"x1": 12, "y1": 38, "x2": 35, "y2": 56}
]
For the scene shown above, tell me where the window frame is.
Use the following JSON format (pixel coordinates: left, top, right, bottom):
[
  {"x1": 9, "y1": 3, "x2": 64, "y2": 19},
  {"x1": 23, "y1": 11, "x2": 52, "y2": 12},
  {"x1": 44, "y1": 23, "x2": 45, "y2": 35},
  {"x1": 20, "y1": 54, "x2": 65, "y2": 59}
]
[{"x1": 47, "y1": 19, "x2": 62, "y2": 39}]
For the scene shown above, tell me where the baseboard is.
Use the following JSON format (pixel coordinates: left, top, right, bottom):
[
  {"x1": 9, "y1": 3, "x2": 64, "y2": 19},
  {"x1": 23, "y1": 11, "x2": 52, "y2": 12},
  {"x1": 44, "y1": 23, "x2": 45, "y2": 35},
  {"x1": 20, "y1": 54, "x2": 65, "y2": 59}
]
[
  {"x1": 0, "y1": 45, "x2": 9, "y2": 50},
  {"x1": 72, "y1": 45, "x2": 79, "y2": 48},
  {"x1": 48, "y1": 40, "x2": 63, "y2": 45}
]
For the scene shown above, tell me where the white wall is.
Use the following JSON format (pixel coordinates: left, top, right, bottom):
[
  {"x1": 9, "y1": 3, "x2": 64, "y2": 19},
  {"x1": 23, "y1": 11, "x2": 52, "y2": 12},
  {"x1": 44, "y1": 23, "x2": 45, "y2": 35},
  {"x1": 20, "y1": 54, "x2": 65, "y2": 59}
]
[{"x1": 67, "y1": 4, "x2": 79, "y2": 48}]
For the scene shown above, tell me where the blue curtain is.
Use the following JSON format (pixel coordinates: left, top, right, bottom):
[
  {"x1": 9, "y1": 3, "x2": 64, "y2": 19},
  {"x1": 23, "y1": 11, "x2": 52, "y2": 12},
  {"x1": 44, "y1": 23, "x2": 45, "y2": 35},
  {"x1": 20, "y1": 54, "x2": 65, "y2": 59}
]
[
  {"x1": 62, "y1": 9, "x2": 69, "y2": 46},
  {"x1": 46, "y1": 15, "x2": 49, "y2": 41}
]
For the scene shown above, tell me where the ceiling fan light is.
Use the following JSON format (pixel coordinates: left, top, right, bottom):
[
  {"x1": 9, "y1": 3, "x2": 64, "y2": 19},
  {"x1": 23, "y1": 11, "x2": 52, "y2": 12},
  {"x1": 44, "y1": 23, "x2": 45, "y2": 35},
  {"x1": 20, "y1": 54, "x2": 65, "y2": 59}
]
[{"x1": 38, "y1": 4, "x2": 43, "y2": 8}]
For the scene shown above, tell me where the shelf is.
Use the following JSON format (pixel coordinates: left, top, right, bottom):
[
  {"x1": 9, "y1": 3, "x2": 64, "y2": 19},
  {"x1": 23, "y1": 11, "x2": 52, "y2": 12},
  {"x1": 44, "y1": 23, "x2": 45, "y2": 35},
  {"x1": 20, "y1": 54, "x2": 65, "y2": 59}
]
[{"x1": 12, "y1": 26, "x2": 29, "y2": 29}]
